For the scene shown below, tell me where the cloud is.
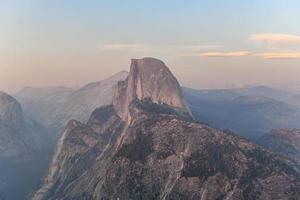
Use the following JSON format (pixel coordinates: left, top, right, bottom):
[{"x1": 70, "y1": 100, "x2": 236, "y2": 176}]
[
  {"x1": 250, "y1": 34, "x2": 300, "y2": 59},
  {"x1": 199, "y1": 51, "x2": 252, "y2": 57},
  {"x1": 100, "y1": 43, "x2": 300, "y2": 60},
  {"x1": 259, "y1": 52, "x2": 300, "y2": 59},
  {"x1": 251, "y1": 34, "x2": 300, "y2": 48}
]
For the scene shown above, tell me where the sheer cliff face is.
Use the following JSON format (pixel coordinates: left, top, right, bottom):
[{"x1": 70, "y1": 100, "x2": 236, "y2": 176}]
[
  {"x1": 33, "y1": 58, "x2": 300, "y2": 200},
  {"x1": 113, "y1": 58, "x2": 190, "y2": 121}
]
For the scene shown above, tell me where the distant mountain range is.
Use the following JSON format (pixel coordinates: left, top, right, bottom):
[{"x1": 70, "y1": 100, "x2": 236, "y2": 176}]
[
  {"x1": 15, "y1": 71, "x2": 128, "y2": 140},
  {"x1": 0, "y1": 91, "x2": 47, "y2": 160},
  {"x1": 32, "y1": 58, "x2": 300, "y2": 200},
  {"x1": 183, "y1": 87, "x2": 300, "y2": 139},
  {"x1": 259, "y1": 128, "x2": 300, "y2": 164},
  {"x1": 15, "y1": 76, "x2": 300, "y2": 141}
]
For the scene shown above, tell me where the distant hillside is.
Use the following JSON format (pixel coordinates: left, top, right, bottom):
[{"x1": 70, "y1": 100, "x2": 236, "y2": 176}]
[
  {"x1": 258, "y1": 128, "x2": 300, "y2": 164},
  {"x1": 183, "y1": 87, "x2": 300, "y2": 139},
  {"x1": 15, "y1": 71, "x2": 128, "y2": 140}
]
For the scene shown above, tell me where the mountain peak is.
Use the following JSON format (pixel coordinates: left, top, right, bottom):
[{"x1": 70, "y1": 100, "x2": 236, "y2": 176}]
[{"x1": 113, "y1": 57, "x2": 191, "y2": 121}]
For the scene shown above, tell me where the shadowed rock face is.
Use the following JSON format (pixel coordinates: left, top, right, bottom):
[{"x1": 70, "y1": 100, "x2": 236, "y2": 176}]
[
  {"x1": 33, "y1": 58, "x2": 300, "y2": 200},
  {"x1": 259, "y1": 128, "x2": 300, "y2": 164}
]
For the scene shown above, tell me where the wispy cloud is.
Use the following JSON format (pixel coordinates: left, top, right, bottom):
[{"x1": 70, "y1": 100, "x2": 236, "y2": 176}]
[
  {"x1": 199, "y1": 51, "x2": 252, "y2": 57},
  {"x1": 99, "y1": 41, "x2": 300, "y2": 60},
  {"x1": 250, "y1": 33, "x2": 300, "y2": 59},
  {"x1": 251, "y1": 34, "x2": 300, "y2": 49},
  {"x1": 259, "y1": 52, "x2": 300, "y2": 59}
]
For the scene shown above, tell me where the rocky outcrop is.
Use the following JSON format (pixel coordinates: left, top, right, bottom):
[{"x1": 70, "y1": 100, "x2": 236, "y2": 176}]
[
  {"x1": 113, "y1": 58, "x2": 191, "y2": 121},
  {"x1": 33, "y1": 58, "x2": 300, "y2": 200},
  {"x1": 259, "y1": 128, "x2": 300, "y2": 164}
]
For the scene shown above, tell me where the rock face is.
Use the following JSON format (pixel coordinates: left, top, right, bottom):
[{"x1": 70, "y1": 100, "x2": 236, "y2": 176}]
[
  {"x1": 33, "y1": 58, "x2": 300, "y2": 200},
  {"x1": 113, "y1": 58, "x2": 190, "y2": 120},
  {"x1": 259, "y1": 128, "x2": 300, "y2": 164}
]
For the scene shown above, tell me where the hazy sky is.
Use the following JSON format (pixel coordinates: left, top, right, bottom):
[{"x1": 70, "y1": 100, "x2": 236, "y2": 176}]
[{"x1": 1, "y1": 0, "x2": 300, "y2": 92}]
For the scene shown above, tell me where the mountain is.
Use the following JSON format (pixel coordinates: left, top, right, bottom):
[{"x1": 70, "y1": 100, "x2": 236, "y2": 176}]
[
  {"x1": 0, "y1": 91, "x2": 49, "y2": 200},
  {"x1": 259, "y1": 128, "x2": 300, "y2": 164},
  {"x1": 15, "y1": 71, "x2": 128, "y2": 139},
  {"x1": 33, "y1": 58, "x2": 300, "y2": 200},
  {"x1": 15, "y1": 86, "x2": 75, "y2": 128},
  {"x1": 233, "y1": 86, "x2": 290, "y2": 101},
  {"x1": 0, "y1": 91, "x2": 47, "y2": 159},
  {"x1": 183, "y1": 87, "x2": 300, "y2": 139},
  {"x1": 16, "y1": 73, "x2": 299, "y2": 141},
  {"x1": 112, "y1": 58, "x2": 191, "y2": 121}
]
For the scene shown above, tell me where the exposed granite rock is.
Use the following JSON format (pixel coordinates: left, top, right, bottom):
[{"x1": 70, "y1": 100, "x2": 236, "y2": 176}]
[
  {"x1": 113, "y1": 57, "x2": 191, "y2": 121},
  {"x1": 33, "y1": 58, "x2": 300, "y2": 200},
  {"x1": 33, "y1": 101, "x2": 300, "y2": 200}
]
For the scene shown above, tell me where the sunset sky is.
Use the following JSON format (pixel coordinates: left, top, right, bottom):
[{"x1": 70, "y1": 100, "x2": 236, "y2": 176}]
[{"x1": 1, "y1": 0, "x2": 300, "y2": 92}]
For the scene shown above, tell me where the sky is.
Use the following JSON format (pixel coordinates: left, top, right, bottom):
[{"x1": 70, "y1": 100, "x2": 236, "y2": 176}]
[{"x1": 0, "y1": 0, "x2": 300, "y2": 92}]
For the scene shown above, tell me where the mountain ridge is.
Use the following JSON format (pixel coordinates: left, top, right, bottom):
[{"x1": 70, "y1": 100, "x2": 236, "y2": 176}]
[
  {"x1": 33, "y1": 58, "x2": 300, "y2": 200},
  {"x1": 0, "y1": 91, "x2": 48, "y2": 159},
  {"x1": 15, "y1": 71, "x2": 129, "y2": 140}
]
